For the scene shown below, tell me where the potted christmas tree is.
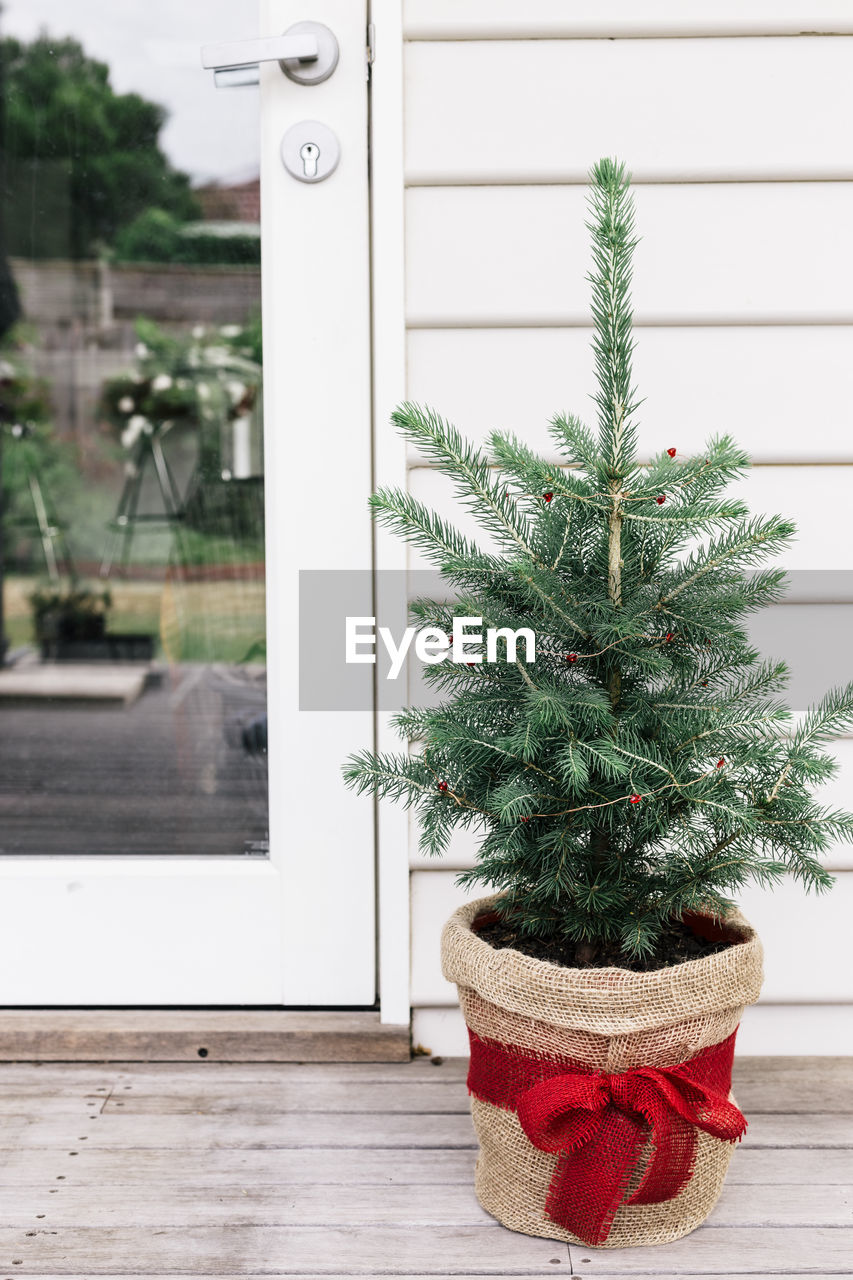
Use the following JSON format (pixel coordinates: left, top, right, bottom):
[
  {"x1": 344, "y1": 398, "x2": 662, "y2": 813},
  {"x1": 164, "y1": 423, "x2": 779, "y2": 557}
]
[{"x1": 344, "y1": 159, "x2": 853, "y2": 1248}]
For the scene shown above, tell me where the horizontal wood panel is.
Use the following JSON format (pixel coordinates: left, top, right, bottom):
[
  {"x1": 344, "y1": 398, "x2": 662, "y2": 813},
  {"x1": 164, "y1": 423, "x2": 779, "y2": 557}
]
[
  {"x1": 410, "y1": 738, "x2": 853, "y2": 873},
  {"x1": 413, "y1": 1004, "x2": 853, "y2": 1058},
  {"x1": 570, "y1": 1228, "x2": 853, "y2": 1275},
  {"x1": 0, "y1": 1225, "x2": 565, "y2": 1275},
  {"x1": 40, "y1": 1056, "x2": 848, "y2": 1113},
  {"x1": 404, "y1": 466, "x2": 853, "y2": 713},
  {"x1": 403, "y1": 602, "x2": 853, "y2": 737},
  {"x1": 404, "y1": 1, "x2": 853, "y2": 39},
  {"x1": 2, "y1": 1110, "x2": 478, "y2": 1150},
  {"x1": 410, "y1": 870, "x2": 853, "y2": 1005},
  {"x1": 0, "y1": 1223, "x2": 848, "y2": 1274},
  {"x1": 0, "y1": 1136, "x2": 848, "y2": 1182},
  {"x1": 405, "y1": 39, "x2": 853, "y2": 184},
  {"x1": 161, "y1": 1054, "x2": 837, "y2": 1103},
  {"x1": 406, "y1": 328, "x2": 853, "y2": 463},
  {"x1": 0, "y1": 1144, "x2": 481, "y2": 1187},
  {"x1": 0, "y1": 1060, "x2": 455, "y2": 1085},
  {"x1": 0, "y1": 1183, "x2": 497, "y2": 1228},
  {"x1": 406, "y1": 464, "x2": 853, "y2": 573},
  {"x1": 405, "y1": 185, "x2": 853, "y2": 326},
  {"x1": 15, "y1": 1108, "x2": 848, "y2": 1151},
  {"x1": 410, "y1": 737, "x2": 853, "y2": 871},
  {"x1": 0, "y1": 1011, "x2": 408, "y2": 1063},
  {"x1": 95, "y1": 1080, "x2": 465, "y2": 1114},
  {"x1": 1, "y1": 1180, "x2": 849, "y2": 1229}
]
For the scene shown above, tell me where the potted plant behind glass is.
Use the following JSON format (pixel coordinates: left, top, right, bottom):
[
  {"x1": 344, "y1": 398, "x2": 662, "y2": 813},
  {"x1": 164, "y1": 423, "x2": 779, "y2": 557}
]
[
  {"x1": 344, "y1": 159, "x2": 853, "y2": 1248},
  {"x1": 30, "y1": 582, "x2": 111, "y2": 660}
]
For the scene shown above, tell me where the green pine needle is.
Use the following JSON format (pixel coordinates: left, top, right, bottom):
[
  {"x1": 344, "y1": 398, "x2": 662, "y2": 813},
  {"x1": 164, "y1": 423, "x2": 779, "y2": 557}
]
[{"x1": 342, "y1": 158, "x2": 853, "y2": 961}]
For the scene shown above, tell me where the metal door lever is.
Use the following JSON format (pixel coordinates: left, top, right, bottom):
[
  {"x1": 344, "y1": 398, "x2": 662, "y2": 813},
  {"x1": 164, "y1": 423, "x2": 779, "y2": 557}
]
[{"x1": 201, "y1": 22, "x2": 338, "y2": 89}]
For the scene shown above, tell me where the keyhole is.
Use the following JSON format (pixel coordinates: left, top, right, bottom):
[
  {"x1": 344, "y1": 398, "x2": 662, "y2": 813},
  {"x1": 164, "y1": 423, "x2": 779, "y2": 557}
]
[{"x1": 300, "y1": 142, "x2": 320, "y2": 178}]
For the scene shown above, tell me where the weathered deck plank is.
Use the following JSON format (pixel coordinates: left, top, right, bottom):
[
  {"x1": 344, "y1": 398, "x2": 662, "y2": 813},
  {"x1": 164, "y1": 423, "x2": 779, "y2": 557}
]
[
  {"x1": 1, "y1": 1181, "x2": 850, "y2": 1229},
  {"x1": 0, "y1": 1011, "x2": 411, "y2": 1063},
  {"x1": 4, "y1": 1108, "x2": 852, "y2": 1150},
  {"x1": 0, "y1": 1225, "x2": 569, "y2": 1274},
  {"x1": 3, "y1": 1224, "x2": 853, "y2": 1274},
  {"x1": 0, "y1": 1057, "x2": 850, "y2": 1276},
  {"x1": 0, "y1": 1144, "x2": 851, "y2": 1187},
  {"x1": 570, "y1": 1228, "x2": 853, "y2": 1273},
  {"x1": 0, "y1": 1055, "x2": 848, "y2": 1109}
]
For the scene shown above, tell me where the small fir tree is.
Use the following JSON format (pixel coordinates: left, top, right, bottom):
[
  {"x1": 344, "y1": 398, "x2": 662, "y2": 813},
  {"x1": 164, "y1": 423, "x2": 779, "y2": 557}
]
[{"x1": 344, "y1": 159, "x2": 853, "y2": 964}]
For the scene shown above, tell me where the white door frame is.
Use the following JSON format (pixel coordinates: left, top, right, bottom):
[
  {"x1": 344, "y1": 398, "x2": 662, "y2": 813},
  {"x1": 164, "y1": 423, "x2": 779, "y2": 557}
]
[
  {"x1": 264, "y1": 0, "x2": 376, "y2": 1007},
  {"x1": 0, "y1": 0, "x2": 377, "y2": 1008},
  {"x1": 369, "y1": 0, "x2": 411, "y2": 1026}
]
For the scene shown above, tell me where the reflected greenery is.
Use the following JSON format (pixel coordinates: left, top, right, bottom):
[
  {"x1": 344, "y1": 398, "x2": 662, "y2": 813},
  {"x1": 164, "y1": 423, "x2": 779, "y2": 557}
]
[
  {"x1": 114, "y1": 208, "x2": 261, "y2": 267},
  {"x1": 2, "y1": 34, "x2": 198, "y2": 259}
]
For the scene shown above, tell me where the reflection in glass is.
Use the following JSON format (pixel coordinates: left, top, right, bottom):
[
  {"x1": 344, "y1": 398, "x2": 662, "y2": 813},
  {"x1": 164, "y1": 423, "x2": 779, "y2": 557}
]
[{"x1": 0, "y1": 2, "x2": 268, "y2": 856}]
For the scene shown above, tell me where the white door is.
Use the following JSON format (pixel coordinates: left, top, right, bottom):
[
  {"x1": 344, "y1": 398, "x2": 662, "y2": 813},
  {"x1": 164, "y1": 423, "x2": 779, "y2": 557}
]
[{"x1": 0, "y1": 0, "x2": 375, "y2": 1006}]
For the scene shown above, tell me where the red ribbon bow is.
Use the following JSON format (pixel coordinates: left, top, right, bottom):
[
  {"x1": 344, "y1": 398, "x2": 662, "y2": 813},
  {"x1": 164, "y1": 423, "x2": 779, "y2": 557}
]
[{"x1": 467, "y1": 1027, "x2": 746, "y2": 1246}]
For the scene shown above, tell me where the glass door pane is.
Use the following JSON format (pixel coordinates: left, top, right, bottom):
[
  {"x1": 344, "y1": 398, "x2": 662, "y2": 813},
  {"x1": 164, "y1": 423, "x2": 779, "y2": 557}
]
[{"x1": 0, "y1": 0, "x2": 268, "y2": 857}]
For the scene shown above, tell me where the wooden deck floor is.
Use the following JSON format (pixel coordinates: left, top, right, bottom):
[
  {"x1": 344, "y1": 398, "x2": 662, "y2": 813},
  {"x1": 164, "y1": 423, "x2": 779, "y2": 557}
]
[{"x1": 0, "y1": 1055, "x2": 850, "y2": 1277}]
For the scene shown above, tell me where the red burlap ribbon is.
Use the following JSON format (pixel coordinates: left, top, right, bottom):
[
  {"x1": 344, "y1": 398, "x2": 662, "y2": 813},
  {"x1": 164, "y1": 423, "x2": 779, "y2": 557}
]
[{"x1": 467, "y1": 1027, "x2": 746, "y2": 1246}]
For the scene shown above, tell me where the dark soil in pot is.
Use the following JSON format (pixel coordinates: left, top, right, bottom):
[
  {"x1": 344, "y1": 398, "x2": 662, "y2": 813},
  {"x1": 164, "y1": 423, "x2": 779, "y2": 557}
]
[{"x1": 475, "y1": 911, "x2": 737, "y2": 972}]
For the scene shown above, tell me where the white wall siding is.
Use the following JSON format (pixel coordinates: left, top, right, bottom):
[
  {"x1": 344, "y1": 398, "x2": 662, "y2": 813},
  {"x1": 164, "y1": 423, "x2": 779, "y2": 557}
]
[
  {"x1": 413, "y1": 1005, "x2": 853, "y2": 1059},
  {"x1": 405, "y1": 39, "x2": 853, "y2": 185},
  {"x1": 407, "y1": 465, "x2": 853, "y2": 574},
  {"x1": 411, "y1": 870, "x2": 853, "y2": 1006},
  {"x1": 403, "y1": 2, "x2": 853, "y2": 40},
  {"x1": 407, "y1": 328, "x2": 853, "y2": 463},
  {"x1": 407, "y1": 184, "x2": 853, "y2": 328},
  {"x1": 390, "y1": 7, "x2": 853, "y2": 1051},
  {"x1": 409, "y1": 738, "x2": 853, "y2": 873}
]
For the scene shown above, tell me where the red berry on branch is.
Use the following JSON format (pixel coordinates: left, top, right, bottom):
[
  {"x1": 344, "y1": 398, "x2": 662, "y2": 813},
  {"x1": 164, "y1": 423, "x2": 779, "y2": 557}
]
[
  {"x1": 629, "y1": 793, "x2": 641, "y2": 805},
  {"x1": 566, "y1": 652, "x2": 578, "y2": 664},
  {"x1": 656, "y1": 495, "x2": 666, "y2": 505},
  {"x1": 665, "y1": 632, "x2": 674, "y2": 643},
  {"x1": 543, "y1": 492, "x2": 553, "y2": 504},
  {"x1": 667, "y1": 447, "x2": 676, "y2": 458},
  {"x1": 520, "y1": 816, "x2": 530, "y2": 824},
  {"x1": 438, "y1": 781, "x2": 448, "y2": 792},
  {"x1": 716, "y1": 758, "x2": 726, "y2": 769}
]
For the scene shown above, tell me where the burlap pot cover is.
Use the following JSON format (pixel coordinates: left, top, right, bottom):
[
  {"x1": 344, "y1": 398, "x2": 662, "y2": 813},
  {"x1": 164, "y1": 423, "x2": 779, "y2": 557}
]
[{"x1": 441, "y1": 894, "x2": 764, "y2": 1249}]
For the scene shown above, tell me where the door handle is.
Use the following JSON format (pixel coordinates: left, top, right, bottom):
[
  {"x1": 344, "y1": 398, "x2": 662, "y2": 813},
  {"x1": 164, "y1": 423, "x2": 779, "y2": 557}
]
[{"x1": 201, "y1": 21, "x2": 339, "y2": 89}]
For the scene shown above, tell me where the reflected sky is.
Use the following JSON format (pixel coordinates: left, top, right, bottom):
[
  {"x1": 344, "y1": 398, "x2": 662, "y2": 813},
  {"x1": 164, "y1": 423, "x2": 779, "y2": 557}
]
[{"x1": 2, "y1": 0, "x2": 260, "y2": 184}]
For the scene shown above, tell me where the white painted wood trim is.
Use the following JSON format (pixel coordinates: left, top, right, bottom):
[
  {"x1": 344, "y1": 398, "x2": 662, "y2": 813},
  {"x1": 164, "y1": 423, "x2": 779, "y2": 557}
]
[
  {"x1": 0, "y1": 859, "x2": 283, "y2": 1004},
  {"x1": 405, "y1": 184, "x2": 853, "y2": 329},
  {"x1": 406, "y1": 464, "x2": 853, "y2": 572},
  {"x1": 404, "y1": 38, "x2": 853, "y2": 186},
  {"x1": 369, "y1": 0, "x2": 411, "y2": 1027},
  {"x1": 403, "y1": 1, "x2": 853, "y2": 40},
  {"x1": 413, "y1": 1004, "x2": 853, "y2": 1057},
  {"x1": 263, "y1": 0, "x2": 375, "y2": 1005},
  {"x1": 410, "y1": 870, "x2": 853, "y2": 1007},
  {"x1": 406, "y1": 327, "x2": 853, "y2": 464}
]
